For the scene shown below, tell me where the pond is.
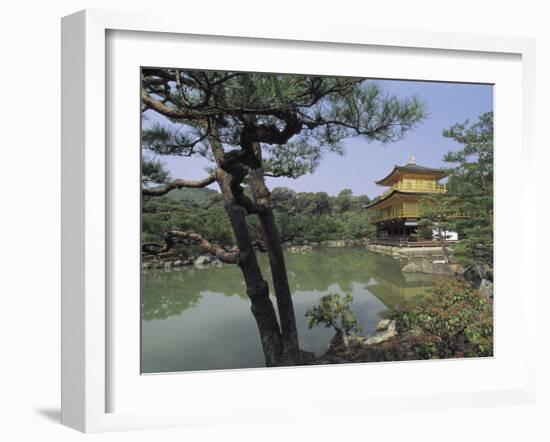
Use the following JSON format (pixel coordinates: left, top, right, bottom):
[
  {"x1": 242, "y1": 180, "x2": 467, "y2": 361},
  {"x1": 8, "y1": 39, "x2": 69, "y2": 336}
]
[{"x1": 141, "y1": 246, "x2": 442, "y2": 373}]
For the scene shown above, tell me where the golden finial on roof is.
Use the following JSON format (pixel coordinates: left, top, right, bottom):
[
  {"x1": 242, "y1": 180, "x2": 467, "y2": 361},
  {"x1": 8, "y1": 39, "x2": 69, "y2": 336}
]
[{"x1": 408, "y1": 155, "x2": 416, "y2": 164}]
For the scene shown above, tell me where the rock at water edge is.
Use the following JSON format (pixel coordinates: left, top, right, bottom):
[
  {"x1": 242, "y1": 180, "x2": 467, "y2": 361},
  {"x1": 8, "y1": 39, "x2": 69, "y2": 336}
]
[
  {"x1": 365, "y1": 320, "x2": 398, "y2": 345},
  {"x1": 375, "y1": 319, "x2": 391, "y2": 331},
  {"x1": 194, "y1": 255, "x2": 212, "y2": 268}
]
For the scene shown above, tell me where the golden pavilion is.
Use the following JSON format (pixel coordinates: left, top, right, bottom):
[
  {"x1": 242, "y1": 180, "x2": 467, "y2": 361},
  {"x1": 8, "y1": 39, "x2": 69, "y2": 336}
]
[{"x1": 363, "y1": 156, "x2": 448, "y2": 240}]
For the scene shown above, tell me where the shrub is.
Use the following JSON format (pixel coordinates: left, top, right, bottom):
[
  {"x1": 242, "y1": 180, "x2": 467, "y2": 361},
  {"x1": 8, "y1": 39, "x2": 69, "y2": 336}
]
[
  {"x1": 305, "y1": 294, "x2": 361, "y2": 347},
  {"x1": 385, "y1": 278, "x2": 493, "y2": 358}
]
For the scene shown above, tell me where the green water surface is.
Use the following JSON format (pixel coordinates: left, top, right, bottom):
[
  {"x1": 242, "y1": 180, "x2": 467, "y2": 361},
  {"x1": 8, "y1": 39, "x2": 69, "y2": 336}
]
[{"x1": 141, "y1": 246, "x2": 441, "y2": 373}]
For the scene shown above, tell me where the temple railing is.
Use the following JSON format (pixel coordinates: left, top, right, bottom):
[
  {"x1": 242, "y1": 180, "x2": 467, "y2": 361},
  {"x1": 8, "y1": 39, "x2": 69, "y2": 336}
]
[
  {"x1": 370, "y1": 238, "x2": 459, "y2": 248},
  {"x1": 369, "y1": 209, "x2": 469, "y2": 224},
  {"x1": 369, "y1": 208, "x2": 418, "y2": 223},
  {"x1": 392, "y1": 182, "x2": 447, "y2": 192},
  {"x1": 381, "y1": 182, "x2": 447, "y2": 198}
]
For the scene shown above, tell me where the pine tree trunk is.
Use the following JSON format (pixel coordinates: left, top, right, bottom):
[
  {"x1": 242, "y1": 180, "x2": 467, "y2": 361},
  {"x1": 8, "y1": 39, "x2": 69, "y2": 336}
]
[
  {"x1": 247, "y1": 143, "x2": 301, "y2": 362},
  {"x1": 209, "y1": 137, "x2": 283, "y2": 367},
  {"x1": 221, "y1": 192, "x2": 282, "y2": 366}
]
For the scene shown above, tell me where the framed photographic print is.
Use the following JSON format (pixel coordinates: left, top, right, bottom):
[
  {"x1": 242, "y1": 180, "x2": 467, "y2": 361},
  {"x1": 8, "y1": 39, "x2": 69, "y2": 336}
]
[{"x1": 61, "y1": 9, "x2": 537, "y2": 432}]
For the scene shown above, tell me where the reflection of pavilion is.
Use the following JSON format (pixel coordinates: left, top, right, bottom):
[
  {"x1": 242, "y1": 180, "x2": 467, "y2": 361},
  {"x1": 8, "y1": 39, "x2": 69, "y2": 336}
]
[{"x1": 366, "y1": 265, "x2": 439, "y2": 308}]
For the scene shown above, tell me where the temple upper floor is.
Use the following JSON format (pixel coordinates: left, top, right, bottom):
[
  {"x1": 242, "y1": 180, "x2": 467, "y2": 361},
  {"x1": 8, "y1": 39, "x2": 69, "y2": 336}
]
[
  {"x1": 374, "y1": 156, "x2": 448, "y2": 198},
  {"x1": 375, "y1": 156, "x2": 448, "y2": 187}
]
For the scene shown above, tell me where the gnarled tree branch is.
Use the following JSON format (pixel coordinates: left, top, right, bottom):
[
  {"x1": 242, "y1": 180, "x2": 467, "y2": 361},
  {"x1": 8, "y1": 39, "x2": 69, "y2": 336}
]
[
  {"x1": 143, "y1": 230, "x2": 239, "y2": 264},
  {"x1": 142, "y1": 175, "x2": 216, "y2": 196},
  {"x1": 218, "y1": 150, "x2": 261, "y2": 214}
]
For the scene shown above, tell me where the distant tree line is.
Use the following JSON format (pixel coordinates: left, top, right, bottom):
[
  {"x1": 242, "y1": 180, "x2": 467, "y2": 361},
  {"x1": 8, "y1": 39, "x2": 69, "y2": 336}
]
[
  {"x1": 143, "y1": 112, "x2": 493, "y2": 279},
  {"x1": 142, "y1": 186, "x2": 375, "y2": 253}
]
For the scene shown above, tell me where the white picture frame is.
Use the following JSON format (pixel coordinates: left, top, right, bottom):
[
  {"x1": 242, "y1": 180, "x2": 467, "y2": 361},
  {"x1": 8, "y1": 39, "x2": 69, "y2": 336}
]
[{"x1": 61, "y1": 9, "x2": 538, "y2": 433}]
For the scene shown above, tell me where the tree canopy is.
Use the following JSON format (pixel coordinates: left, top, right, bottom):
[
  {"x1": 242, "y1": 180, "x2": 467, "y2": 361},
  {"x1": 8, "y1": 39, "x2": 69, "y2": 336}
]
[
  {"x1": 442, "y1": 112, "x2": 494, "y2": 272},
  {"x1": 141, "y1": 70, "x2": 426, "y2": 191},
  {"x1": 140, "y1": 68, "x2": 426, "y2": 365}
]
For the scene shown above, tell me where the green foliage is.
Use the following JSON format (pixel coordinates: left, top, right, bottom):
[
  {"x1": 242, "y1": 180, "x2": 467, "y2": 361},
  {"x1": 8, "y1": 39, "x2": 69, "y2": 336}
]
[
  {"x1": 442, "y1": 112, "x2": 494, "y2": 270},
  {"x1": 220, "y1": 74, "x2": 425, "y2": 148},
  {"x1": 443, "y1": 112, "x2": 493, "y2": 196},
  {"x1": 142, "y1": 71, "x2": 426, "y2": 183},
  {"x1": 142, "y1": 122, "x2": 210, "y2": 158},
  {"x1": 418, "y1": 193, "x2": 459, "y2": 250},
  {"x1": 334, "y1": 189, "x2": 354, "y2": 213},
  {"x1": 142, "y1": 186, "x2": 376, "y2": 253},
  {"x1": 270, "y1": 187, "x2": 374, "y2": 244},
  {"x1": 386, "y1": 278, "x2": 493, "y2": 358},
  {"x1": 141, "y1": 188, "x2": 234, "y2": 247},
  {"x1": 262, "y1": 140, "x2": 323, "y2": 178},
  {"x1": 305, "y1": 293, "x2": 361, "y2": 336},
  {"x1": 419, "y1": 194, "x2": 458, "y2": 229},
  {"x1": 141, "y1": 158, "x2": 170, "y2": 185}
]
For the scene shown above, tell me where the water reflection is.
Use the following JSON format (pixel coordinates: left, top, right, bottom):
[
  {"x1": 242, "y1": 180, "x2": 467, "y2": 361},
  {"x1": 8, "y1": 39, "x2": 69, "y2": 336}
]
[{"x1": 141, "y1": 246, "x2": 441, "y2": 373}]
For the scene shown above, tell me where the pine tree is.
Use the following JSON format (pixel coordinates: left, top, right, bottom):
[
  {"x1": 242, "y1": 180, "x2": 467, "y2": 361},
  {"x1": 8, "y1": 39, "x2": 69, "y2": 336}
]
[
  {"x1": 443, "y1": 112, "x2": 493, "y2": 274},
  {"x1": 141, "y1": 69, "x2": 425, "y2": 365}
]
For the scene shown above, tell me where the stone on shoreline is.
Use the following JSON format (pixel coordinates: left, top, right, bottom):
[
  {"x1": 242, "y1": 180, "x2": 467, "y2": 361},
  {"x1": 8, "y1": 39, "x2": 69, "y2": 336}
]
[
  {"x1": 324, "y1": 240, "x2": 348, "y2": 248},
  {"x1": 401, "y1": 259, "x2": 464, "y2": 276},
  {"x1": 401, "y1": 261, "x2": 422, "y2": 273},
  {"x1": 365, "y1": 320, "x2": 397, "y2": 345},
  {"x1": 287, "y1": 245, "x2": 313, "y2": 253},
  {"x1": 194, "y1": 254, "x2": 212, "y2": 268},
  {"x1": 375, "y1": 319, "x2": 391, "y2": 331}
]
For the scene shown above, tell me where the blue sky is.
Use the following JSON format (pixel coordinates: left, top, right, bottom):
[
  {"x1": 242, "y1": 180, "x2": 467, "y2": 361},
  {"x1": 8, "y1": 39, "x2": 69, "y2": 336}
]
[{"x1": 144, "y1": 79, "x2": 493, "y2": 199}]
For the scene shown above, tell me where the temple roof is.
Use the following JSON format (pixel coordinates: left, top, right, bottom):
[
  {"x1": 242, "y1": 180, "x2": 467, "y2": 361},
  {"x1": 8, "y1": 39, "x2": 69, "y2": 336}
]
[
  {"x1": 375, "y1": 161, "x2": 448, "y2": 186},
  {"x1": 362, "y1": 190, "x2": 427, "y2": 211}
]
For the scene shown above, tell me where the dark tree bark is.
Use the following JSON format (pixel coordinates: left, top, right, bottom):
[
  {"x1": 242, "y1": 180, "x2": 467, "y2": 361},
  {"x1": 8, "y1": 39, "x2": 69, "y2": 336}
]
[
  {"x1": 247, "y1": 142, "x2": 301, "y2": 362},
  {"x1": 142, "y1": 230, "x2": 239, "y2": 264},
  {"x1": 214, "y1": 130, "x2": 302, "y2": 363},
  {"x1": 142, "y1": 175, "x2": 216, "y2": 196},
  {"x1": 209, "y1": 134, "x2": 284, "y2": 366}
]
